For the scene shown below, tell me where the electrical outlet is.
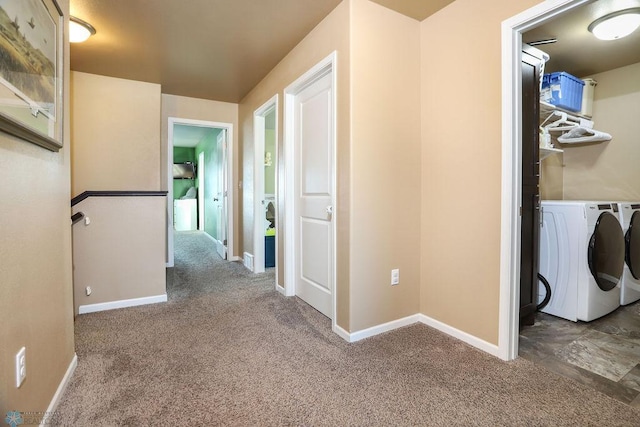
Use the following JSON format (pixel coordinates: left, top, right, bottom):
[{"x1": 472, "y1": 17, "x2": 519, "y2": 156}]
[
  {"x1": 16, "y1": 347, "x2": 26, "y2": 388},
  {"x1": 391, "y1": 269, "x2": 400, "y2": 286}
]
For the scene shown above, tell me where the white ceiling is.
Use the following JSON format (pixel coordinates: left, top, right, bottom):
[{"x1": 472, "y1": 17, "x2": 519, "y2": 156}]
[
  {"x1": 523, "y1": 0, "x2": 640, "y2": 77},
  {"x1": 69, "y1": 0, "x2": 454, "y2": 103}
]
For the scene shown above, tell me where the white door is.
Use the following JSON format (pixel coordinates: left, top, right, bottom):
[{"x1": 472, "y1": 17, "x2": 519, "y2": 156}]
[
  {"x1": 294, "y1": 72, "x2": 334, "y2": 318},
  {"x1": 216, "y1": 130, "x2": 228, "y2": 259},
  {"x1": 198, "y1": 151, "x2": 205, "y2": 231}
]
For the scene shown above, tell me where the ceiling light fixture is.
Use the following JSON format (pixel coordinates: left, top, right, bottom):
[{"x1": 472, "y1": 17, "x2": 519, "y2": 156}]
[
  {"x1": 588, "y1": 8, "x2": 640, "y2": 40},
  {"x1": 69, "y1": 16, "x2": 96, "y2": 43}
]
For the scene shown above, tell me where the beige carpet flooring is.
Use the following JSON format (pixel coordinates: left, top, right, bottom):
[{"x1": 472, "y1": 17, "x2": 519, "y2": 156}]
[{"x1": 56, "y1": 232, "x2": 640, "y2": 426}]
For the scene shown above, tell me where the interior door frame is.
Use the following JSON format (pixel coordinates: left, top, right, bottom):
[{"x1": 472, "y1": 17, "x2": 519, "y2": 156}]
[
  {"x1": 198, "y1": 150, "x2": 205, "y2": 231},
  {"x1": 283, "y1": 52, "x2": 337, "y2": 320},
  {"x1": 253, "y1": 95, "x2": 278, "y2": 275},
  {"x1": 500, "y1": 0, "x2": 589, "y2": 360},
  {"x1": 167, "y1": 117, "x2": 235, "y2": 267}
]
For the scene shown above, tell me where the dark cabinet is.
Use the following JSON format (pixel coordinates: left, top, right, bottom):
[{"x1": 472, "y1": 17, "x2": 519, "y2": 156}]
[{"x1": 520, "y1": 46, "x2": 546, "y2": 327}]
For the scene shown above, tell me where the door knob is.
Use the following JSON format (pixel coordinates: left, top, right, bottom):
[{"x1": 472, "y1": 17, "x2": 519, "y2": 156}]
[{"x1": 326, "y1": 205, "x2": 333, "y2": 215}]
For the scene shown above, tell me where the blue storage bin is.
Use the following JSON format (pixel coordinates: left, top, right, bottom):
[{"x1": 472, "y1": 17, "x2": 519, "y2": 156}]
[
  {"x1": 541, "y1": 72, "x2": 585, "y2": 112},
  {"x1": 265, "y1": 235, "x2": 275, "y2": 268}
]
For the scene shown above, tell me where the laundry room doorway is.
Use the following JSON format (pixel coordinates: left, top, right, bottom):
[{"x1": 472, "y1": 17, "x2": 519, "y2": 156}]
[
  {"x1": 501, "y1": 0, "x2": 595, "y2": 361},
  {"x1": 502, "y1": 0, "x2": 640, "y2": 405}
]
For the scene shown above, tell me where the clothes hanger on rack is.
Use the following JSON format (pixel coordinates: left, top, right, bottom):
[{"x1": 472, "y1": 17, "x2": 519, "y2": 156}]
[
  {"x1": 541, "y1": 111, "x2": 587, "y2": 132},
  {"x1": 557, "y1": 126, "x2": 612, "y2": 144},
  {"x1": 539, "y1": 110, "x2": 611, "y2": 145}
]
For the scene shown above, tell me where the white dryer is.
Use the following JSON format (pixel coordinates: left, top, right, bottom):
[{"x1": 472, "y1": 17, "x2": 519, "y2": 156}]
[
  {"x1": 616, "y1": 203, "x2": 640, "y2": 305},
  {"x1": 538, "y1": 201, "x2": 624, "y2": 322}
]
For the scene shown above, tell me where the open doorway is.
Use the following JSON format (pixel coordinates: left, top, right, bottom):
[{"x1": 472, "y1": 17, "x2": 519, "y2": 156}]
[
  {"x1": 253, "y1": 95, "x2": 278, "y2": 278},
  {"x1": 502, "y1": 0, "x2": 640, "y2": 405},
  {"x1": 167, "y1": 118, "x2": 234, "y2": 267}
]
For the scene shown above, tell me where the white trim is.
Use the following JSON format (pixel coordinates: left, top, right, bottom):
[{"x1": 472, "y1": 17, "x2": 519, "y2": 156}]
[
  {"x1": 499, "y1": 0, "x2": 590, "y2": 361},
  {"x1": 201, "y1": 231, "x2": 227, "y2": 258},
  {"x1": 228, "y1": 256, "x2": 242, "y2": 262},
  {"x1": 243, "y1": 252, "x2": 254, "y2": 271},
  {"x1": 276, "y1": 284, "x2": 286, "y2": 296},
  {"x1": 332, "y1": 324, "x2": 352, "y2": 342},
  {"x1": 283, "y1": 51, "x2": 338, "y2": 322},
  {"x1": 253, "y1": 95, "x2": 279, "y2": 275},
  {"x1": 167, "y1": 118, "x2": 236, "y2": 267},
  {"x1": 330, "y1": 313, "x2": 500, "y2": 357},
  {"x1": 348, "y1": 315, "x2": 420, "y2": 343},
  {"x1": 41, "y1": 353, "x2": 77, "y2": 426},
  {"x1": 417, "y1": 314, "x2": 501, "y2": 358},
  {"x1": 202, "y1": 230, "x2": 217, "y2": 243},
  {"x1": 197, "y1": 151, "x2": 205, "y2": 231},
  {"x1": 78, "y1": 294, "x2": 167, "y2": 314},
  {"x1": 283, "y1": 91, "x2": 295, "y2": 296}
]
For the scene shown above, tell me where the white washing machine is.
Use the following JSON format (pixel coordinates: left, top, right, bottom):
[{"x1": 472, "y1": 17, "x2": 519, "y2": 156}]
[
  {"x1": 538, "y1": 201, "x2": 624, "y2": 321},
  {"x1": 616, "y1": 203, "x2": 640, "y2": 305}
]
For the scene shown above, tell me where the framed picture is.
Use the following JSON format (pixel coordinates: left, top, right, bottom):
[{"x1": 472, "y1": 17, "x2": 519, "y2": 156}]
[{"x1": 0, "y1": 0, "x2": 63, "y2": 151}]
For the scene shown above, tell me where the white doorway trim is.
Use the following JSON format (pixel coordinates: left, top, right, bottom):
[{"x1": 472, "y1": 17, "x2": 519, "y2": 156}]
[
  {"x1": 499, "y1": 0, "x2": 590, "y2": 361},
  {"x1": 167, "y1": 117, "x2": 235, "y2": 267},
  {"x1": 283, "y1": 51, "x2": 337, "y2": 321},
  {"x1": 198, "y1": 151, "x2": 205, "y2": 231},
  {"x1": 253, "y1": 95, "x2": 278, "y2": 275}
]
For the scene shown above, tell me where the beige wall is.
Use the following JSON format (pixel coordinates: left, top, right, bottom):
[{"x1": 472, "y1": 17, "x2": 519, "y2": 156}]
[
  {"x1": 0, "y1": 0, "x2": 75, "y2": 414},
  {"x1": 71, "y1": 72, "x2": 162, "y2": 196},
  {"x1": 540, "y1": 153, "x2": 564, "y2": 200},
  {"x1": 349, "y1": 0, "x2": 421, "y2": 330},
  {"x1": 72, "y1": 197, "x2": 167, "y2": 314},
  {"x1": 238, "y1": 0, "x2": 351, "y2": 327},
  {"x1": 420, "y1": 0, "x2": 542, "y2": 344},
  {"x1": 561, "y1": 62, "x2": 640, "y2": 201},
  {"x1": 161, "y1": 94, "x2": 240, "y2": 255}
]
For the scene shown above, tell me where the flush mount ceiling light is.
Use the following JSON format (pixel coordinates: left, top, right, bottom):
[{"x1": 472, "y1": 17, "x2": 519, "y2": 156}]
[
  {"x1": 69, "y1": 16, "x2": 96, "y2": 43},
  {"x1": 588, "y1": 8, "x2": 640, "y2": 40}
]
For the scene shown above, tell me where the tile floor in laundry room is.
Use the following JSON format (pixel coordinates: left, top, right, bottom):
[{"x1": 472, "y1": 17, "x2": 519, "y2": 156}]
[{"x1": 519, "y1": 300, "x2": 640, "y2": 408}]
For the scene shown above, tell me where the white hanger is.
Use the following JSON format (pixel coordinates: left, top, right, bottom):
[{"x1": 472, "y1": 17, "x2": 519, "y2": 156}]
[
  {"x1": 541, "y1": 111, "x2": 581, "y2": 132},
  {"x1": 539, "y1": 110, "x2": 610, "y2": 146},
  {"x1": 557, "y1": 127, "x2": 612, "y2": 144}
]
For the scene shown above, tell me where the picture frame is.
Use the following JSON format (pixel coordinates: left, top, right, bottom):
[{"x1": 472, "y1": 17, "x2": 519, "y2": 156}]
[{"x1": 0, "y1": 0, "x2": 64, "y2": 152}]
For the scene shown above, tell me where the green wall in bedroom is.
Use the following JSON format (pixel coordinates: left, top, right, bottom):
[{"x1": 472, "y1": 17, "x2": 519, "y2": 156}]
[{"x1": 173, "y1": 147, "x2": 196, "y2": 200}]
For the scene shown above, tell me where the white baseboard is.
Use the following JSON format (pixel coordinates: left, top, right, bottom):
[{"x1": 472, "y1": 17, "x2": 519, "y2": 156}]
[
  {"x1": 202, "y1": 231, "x2": 217, "y2": 243},
  {"x1": 330, "y1": 313, "x2": 500, "y2": 358},
  {"x1": 416, "y1": 314, "x2": 501, "y2": 358},
  {"x1": 276, "y1": 284, "x2": 286, "y2": 295},
  {"x1": 243, "y1": 252, "x2": 254, "y2": 271},
  {"x1": 202, "y1": 232, "x2": 240, "y2": 262},
  {"x1": 41, "y1": 353, "x2": 77, "y2": 426},
  {"x1": 78, "y1": 294, "x2": 167, "y2": 314},
  {"x1": 343, "y1": 314, "x2": 421, "y2": 343},
  {"x1": 332, "y1": 324, "x2": 351, "y2": 342}
]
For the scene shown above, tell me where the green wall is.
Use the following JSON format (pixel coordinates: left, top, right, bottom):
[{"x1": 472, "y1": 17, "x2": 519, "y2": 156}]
[{"x1": 173, "y1": 147, "x2": 196, "y2": 200}]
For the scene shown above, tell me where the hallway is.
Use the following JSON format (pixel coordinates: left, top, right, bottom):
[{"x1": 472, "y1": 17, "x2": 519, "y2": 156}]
[
  {"x1": 54, "y1": 233, "x2": 639, "y2": 425},
  {"x1": 167, "y1": 231, "x2": 271, "y2": 301}
]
